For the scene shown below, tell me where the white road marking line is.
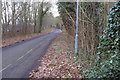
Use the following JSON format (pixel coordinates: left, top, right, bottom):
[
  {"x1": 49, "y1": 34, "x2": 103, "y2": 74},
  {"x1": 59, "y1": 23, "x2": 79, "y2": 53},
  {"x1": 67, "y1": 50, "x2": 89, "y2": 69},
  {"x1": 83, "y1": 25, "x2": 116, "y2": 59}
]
[
  {"x1": 17, "y1": 56, "x2": 24, "y2": 61},
  {"x1": 26, "y1": 49, "x2": 33, "y2": 54},
  {"x1": 16, "y1": 49, "x2": 33, "y2": 61},
  {"x1": 0, "y1": 64, "x2": 12, "y2": 72},
  {"x1": 1, "y1": 48, "x2": 34, "y2": 72},
  {"x1": 1, "y1": 40, "x2": 42, "y2": 72}
]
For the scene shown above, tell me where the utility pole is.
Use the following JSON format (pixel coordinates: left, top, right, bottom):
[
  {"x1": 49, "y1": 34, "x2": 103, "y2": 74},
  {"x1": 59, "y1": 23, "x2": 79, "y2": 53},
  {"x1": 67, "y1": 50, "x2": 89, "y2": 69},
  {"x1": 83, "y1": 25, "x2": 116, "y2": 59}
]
[{"x1": 75, "y1": 0, "x2": 79, "y2": 56}]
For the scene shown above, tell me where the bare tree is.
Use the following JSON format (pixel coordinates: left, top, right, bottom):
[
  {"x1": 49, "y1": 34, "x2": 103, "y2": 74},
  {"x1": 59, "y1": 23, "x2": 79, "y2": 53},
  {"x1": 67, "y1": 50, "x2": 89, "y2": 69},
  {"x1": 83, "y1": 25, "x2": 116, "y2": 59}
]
[
  {"x1": 11, "y1": 2, "x2": 16, "y2": 36},
  {"x1": 38, "y1": 1, "x2": 51, "y2": 33},
  {"x1": 2, "y1": 1, "x2": 52, "y2": 38}
]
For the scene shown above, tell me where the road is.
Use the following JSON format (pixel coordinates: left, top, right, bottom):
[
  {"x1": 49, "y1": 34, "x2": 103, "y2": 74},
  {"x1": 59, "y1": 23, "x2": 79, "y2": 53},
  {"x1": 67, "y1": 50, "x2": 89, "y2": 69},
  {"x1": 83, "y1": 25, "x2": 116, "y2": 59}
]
[{"x1": 1, "y1": 30, "x2": 62, "y2": 78}]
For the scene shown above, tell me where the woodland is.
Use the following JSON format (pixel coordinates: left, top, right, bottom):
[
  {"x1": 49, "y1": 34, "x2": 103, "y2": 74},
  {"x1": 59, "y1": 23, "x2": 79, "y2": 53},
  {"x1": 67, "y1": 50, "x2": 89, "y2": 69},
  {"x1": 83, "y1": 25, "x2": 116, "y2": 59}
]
[
  {"x1": 1, "y1": 0, "x2": 120, "y2": 79},
  {"x1": 57, "y1": 1, "x2": 120, "y2": 78},
  {"x1": 2, "y1": 1, "x2": 62, "y2": 38}
]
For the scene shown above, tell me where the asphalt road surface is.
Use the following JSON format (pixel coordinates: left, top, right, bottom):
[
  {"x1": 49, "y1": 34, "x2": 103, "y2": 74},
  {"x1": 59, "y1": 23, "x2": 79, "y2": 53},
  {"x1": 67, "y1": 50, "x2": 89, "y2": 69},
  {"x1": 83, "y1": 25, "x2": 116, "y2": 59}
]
[{"x1": 1, "y1": 29, "x2": 62, "y2": 78}]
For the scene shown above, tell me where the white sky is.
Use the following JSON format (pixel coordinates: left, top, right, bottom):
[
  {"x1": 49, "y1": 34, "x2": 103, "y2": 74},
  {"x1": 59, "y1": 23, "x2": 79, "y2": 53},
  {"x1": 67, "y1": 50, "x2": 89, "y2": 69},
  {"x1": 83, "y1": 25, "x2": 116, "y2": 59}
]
[
  {"x1": 2, "y1": 0, "x2": 117, "y2": 2},
  {"x1": 49, "y1": 0, "x2": 60, "y2": 17},
  {"x1": 2, "y1": 0, "x2": 60, "y2": 17},
  {"x1": 50, "y1": 3, "x2": 59, "y2": 17},
  {"x1": 2, "y1": 0, "x2": 117, "y2": 17}
]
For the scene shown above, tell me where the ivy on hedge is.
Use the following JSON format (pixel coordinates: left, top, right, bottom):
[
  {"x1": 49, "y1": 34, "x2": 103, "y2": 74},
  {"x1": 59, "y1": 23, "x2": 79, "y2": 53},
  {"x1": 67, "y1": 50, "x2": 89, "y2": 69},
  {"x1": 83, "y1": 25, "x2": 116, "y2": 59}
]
[{"x1": 82, "y1": 1, "x2": 120, "y2": 78}]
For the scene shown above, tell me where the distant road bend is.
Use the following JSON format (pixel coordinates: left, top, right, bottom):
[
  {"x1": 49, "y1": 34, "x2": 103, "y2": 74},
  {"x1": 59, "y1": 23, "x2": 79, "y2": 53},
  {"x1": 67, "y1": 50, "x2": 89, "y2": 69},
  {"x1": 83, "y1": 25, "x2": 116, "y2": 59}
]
[{"x1": 1, "y1": 29, "x2": 62, "y2": 78}]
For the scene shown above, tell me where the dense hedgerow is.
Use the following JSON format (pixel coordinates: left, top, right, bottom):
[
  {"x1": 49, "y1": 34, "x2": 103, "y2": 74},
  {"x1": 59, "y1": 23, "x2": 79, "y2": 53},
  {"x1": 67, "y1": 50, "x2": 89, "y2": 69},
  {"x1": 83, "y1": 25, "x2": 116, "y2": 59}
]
[{"x1": 82, "y1": 1, "x2": 120, "y2": 78}]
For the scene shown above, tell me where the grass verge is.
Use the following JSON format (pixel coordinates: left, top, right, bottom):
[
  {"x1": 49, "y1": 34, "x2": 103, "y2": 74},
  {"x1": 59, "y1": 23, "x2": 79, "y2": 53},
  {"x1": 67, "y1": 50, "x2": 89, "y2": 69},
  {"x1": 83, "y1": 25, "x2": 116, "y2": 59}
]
[
  {"x1": 1, "y1": 28, "x2": 55, "y2": 48},
  {"x1": 29, "y1": 32, "x2": 82, "y2": 78}
]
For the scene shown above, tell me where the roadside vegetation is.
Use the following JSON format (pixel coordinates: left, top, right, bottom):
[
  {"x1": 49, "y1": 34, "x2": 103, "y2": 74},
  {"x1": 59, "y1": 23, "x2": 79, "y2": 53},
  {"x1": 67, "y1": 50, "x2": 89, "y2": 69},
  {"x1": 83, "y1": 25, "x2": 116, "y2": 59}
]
[
  {"x1": 57, "y1": 1, "x2": 120, "y2": 78},
  {"x1": 1, "y1": 0, "x2": 120, "y2": 79},
  {"x1": 2, "y1": 1, "x2": 62, "y2": 47},
  {"x1": 30, "y1": 1, "x2": 120, "y2": 78},
  {"x1": 29, "y1": 31, "x2": 82, "y2": 78},
  {"x1": 2, "y1": 28, "x2": 55, "y2": 47}
]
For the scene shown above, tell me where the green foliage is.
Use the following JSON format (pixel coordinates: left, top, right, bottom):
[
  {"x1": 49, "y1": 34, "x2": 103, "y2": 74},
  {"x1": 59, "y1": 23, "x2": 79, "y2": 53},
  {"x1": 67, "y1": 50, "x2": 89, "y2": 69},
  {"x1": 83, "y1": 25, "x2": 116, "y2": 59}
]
[{"x1": 81, "y1": 1, "x2": 120, "y2": 78}]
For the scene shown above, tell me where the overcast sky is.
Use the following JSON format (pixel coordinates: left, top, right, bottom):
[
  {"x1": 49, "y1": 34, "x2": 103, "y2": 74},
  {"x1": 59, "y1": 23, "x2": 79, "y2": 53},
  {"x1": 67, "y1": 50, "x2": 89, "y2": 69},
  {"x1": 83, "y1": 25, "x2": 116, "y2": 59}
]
[{"x1": 49, "y1": 0, "x2": 60, "y2": 17}]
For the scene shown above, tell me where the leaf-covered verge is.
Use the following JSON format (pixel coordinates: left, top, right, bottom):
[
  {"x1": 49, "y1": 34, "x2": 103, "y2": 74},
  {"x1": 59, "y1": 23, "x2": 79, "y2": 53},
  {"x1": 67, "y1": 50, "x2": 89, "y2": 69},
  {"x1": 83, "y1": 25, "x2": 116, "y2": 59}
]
[
  {"x1": 29, "y1": 32, "x2": 82, "y2": 78},
  {"x1": 81, "y1": 1, "x2": 120, "y2": 78},
  {"x1": 1, "y1": 29, "x2": 55, "y2": 48}
]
